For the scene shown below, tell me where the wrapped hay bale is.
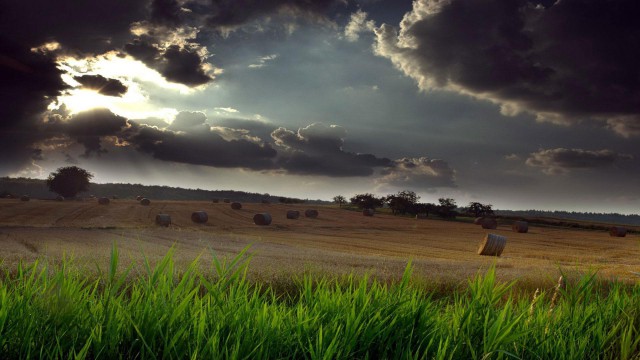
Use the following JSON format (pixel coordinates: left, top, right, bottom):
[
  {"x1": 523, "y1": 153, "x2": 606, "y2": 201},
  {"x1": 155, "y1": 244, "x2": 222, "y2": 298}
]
[
  {"x1": 416, "y1": 213, "x2": 428, "y2": 219},
  {"x1": 474, "y1": 217, "x2": 484, "y2": 225},
  {"x1": 223, "y1": 199, "x2": 231, "y2": 203},
  {"x1": 56, "y1": 195, "x2": 64, "y2": 201},
  {"x1": 304, "y1": 209, "x2": 319, "y2": 218},
  {"x1": 231, "y1": 202, "x2": 242, "y2": 210},
  {"x1": 155, "y1": 214, "x2": 171, "y2": 227},
  {"x1": 98, "y1": 197, "x2": 110, "y2": 205},
  {"x1": 191, "y1": 211, "x2": 208, "y2": 223},
  {"x1": 609, "y1": 226, "x2": 627, "y2": 237},
  {"x1": 512, "y1": 221, "x2": 528, "y2": 233},
  {"x1": 20, "y1": 195, "x2": 30, "y2": 202},
  {"x1": 253, "y1": 213, "x2": 272, "y2": 226},
  {"x1": 478, "y1": 233, "x2": 507, "y2": 256},
  {"x1": 363, "y1": 208, "x2": 375, "y2": 217},
  {"x1": 286, "y1": 210, "x2": 300, "y2": 219},
  {"x1": 140, "y1": 198, "x2": 151, "y2": 206}
]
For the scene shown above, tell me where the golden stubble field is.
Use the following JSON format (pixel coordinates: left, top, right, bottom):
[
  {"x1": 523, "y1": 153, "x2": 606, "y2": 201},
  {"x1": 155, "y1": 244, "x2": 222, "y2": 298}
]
[{"x1": 1, "y1": 198, "x2": 639, "y2": 285}]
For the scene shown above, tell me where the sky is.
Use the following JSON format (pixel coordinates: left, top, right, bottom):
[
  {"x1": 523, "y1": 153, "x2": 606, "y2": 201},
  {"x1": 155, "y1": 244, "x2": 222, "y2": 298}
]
[{"x1": 1, "y1": 0, "x2": 639, "y2": 213}]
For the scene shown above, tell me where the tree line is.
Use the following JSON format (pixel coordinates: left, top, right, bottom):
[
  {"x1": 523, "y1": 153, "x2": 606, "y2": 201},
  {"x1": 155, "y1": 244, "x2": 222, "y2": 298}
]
[{"x1": 333, "y1": 191, "x2": 494, "y2": 219}]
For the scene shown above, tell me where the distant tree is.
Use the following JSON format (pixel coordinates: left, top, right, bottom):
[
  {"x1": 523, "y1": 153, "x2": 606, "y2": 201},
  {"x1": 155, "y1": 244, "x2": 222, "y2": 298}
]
[
  {"x1": 350, "y1": 193, "x2": 384, "y2": 209},
  {"x1": 333, "y1": 195, "x2": 346, "y2": 208},
  {"x1": 437, "y1": 197, "x2": 458, "y2": 218},
  {"x1": 464, "y1": 202, "x2": 494, "y2": 217},
  {"x1": 384, "y1": 190, "x2": 420, "y2": 215},
  {"x1": 46, "y1": 166, "x2": 93, "y2": 198}
]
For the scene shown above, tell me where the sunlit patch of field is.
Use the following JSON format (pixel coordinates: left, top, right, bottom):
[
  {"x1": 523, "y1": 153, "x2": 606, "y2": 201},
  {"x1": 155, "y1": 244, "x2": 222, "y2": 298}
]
[{"x1": 0, "y1": 198, "x2": 639, "y2": 286}]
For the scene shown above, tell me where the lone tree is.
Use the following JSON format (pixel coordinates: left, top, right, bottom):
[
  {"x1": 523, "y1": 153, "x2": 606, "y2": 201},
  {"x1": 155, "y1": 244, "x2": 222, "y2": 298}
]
[
  {"x1": 465, "y1": 202, "x2": 494, "y2": 217},
  {"x1": 46, "y1": 166, "x2": 93, "y2": 198},
  {"x1": 333, "y1": 195, "x2": 346, "y2": 208}
]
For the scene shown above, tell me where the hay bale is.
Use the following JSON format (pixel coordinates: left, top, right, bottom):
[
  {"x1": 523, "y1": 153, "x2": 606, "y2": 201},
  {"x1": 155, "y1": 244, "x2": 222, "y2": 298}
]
[
  {"x1": 212, "y1": 199, "x2": 219, "y2": 203},
  {"x1": 363, "y1": 208, "x2": 375, "y2": 217},
  {"x1": 286, "y1": 210, "x2": 300, "y2": 219},
  {"x1": 98, "y1": 197, "x2": 110, "y2": 205},
  {"x1": 191, "y1": 211, "x2": 208, "y2": 223},
  {"x1": 20, "y1": 195, "x2": 30, "y2": 202},
  {"x1": 474, "y1": 217, "x2": 484, "y2": 225},
  {"x1": 136, "y1": 195, "x2": 143, "y2": 201},
  {"x1": 609, "y1": 226, "x2": 627, "y2": 237},
  {"x1": 223, "y1": 199, "x2": 231, "y2": 203},
  {"x1": 478, "y1": 233, "x2": 507, "y2": 256},
  {"x1": 140, "y1": 198, "x2": 151, "y2": 206},
  {"x1": 416, "y1": 213, "x2": 428, "y2": 219},
  {"x1": 155, "y1": 214, "x2": 171, "y2": 227},
  {"x1": 231, "y1": 202, "x2": 242, "y2": 210},
  {"x1": 56, "y1": 195, "x2": 64, "y2": 201},
  {"x1": 305, "y1": 209, "x2": 319, "y2": 218},
  {"x1": 480, "y1": 218, "x2": 498, "y2": 229},
  {"x1": 253, "y1": 213, "x2": 272, "y2": 226},
  {"x1": 512, "y1": 221, "x2": 528, "y2": 233}
]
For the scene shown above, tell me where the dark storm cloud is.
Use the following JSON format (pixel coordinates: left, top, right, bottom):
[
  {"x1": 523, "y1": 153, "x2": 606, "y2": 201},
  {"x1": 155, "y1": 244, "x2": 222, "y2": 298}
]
[
  {"x1": 374, "y1": 0, "x2": 640, "y2": 136},
  {"x1": 73, "y1": 75, "x2": 128, "y2": 97},
  {"x1": 0, "y1": 38, "x2": 69, "y2": 173},
  {"x1": 526, "y1": 148, "x2": 633, "y2": 175},
  {"x1": 60, "y1": 108, "x2": 129, "y2": 157},
  {"x1": 204, "y1": 0, "x2": 342, "y2": 28},
  {"x1": 377, "y1": 157, "x2": 456, "y2": 189},
  {"x1": 124, "y1": 40, "x2": 214, "y2": 86},
  {"x1": 127, "y1": 123, "x2": 278, "y2": 170},
  {"x1": 0, "y1": 0, "x2": 149, "y2": 55},
  {"x1": 271, "y1": 123, "x2": 393, "y2": 176}
]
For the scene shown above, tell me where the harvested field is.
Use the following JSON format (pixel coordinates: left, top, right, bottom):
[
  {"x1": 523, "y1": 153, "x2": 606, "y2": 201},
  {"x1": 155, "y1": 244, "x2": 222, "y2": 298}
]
[{"x1": 0, "y1": 198, "x2": 639, "y2": 283}]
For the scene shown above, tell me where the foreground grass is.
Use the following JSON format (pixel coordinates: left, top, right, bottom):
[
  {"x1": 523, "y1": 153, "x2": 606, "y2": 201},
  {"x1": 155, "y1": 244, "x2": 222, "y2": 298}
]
[{"x1": 1, "y1": 245, "x2": 639, "y2": 359}]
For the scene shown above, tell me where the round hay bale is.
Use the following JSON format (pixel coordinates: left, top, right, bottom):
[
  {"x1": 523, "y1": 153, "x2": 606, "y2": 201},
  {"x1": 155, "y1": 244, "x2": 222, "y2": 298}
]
[
  {"x1": 223, "y1": 198, "x2": 231, "y2": 203},
  {"x1": 140, "y1": 198, "x2": 151, "y2": 206},
  {"x1": 286, "y1": 210, "x2": 300, "y2": 219},
  {"x1": 480, "y1": 218, "x2": 498, "y2": 229},
  {"x1": 191, "y1": 211, "x2": 208, "y2": 223},
  {"x1": 474, "y1": 217, "x2": 484, "y2": 225},
  {"x1": 416, "y1": 213, "x2": 428, "y2": 219},
  {"x1": 212, "y1": 199, "x2": 219, "y2": 203},
  {"x1": 609, "y1": 226, "x2": 627, "y2": 237},
  {"x1": 155, "y1": 214, "x2": 171, "y2": 227},
  {"x1": 136, "y1": 195, "x2": 143, "y2": 201},
  {"x1": 363, "y1": 208, "x2": 375, "y2": 217},
  {"x1": 304, "y1": 209, "x2": 319, "y2": 218},
  {"x1": 20, "y1": 195, "x2": 30, "y2": 202},
  {"x1": 512, "y1": 221, "x2": 529, "y2": 233},
  {"x1": 231, "y1": 202, "x2": 242, "y2": 210},
  {"x1": 478, "y1": 233, "x2": 507, "y2": 256},
  {"x1": 253, "y1": 213, "x2": 272, "y2": 226},
  {"x1": 98, "y1": 197, "x2": 110, "y2": 205},
  {"x1": 56, "y1": 195, "x2": 65, "y2": 201}
]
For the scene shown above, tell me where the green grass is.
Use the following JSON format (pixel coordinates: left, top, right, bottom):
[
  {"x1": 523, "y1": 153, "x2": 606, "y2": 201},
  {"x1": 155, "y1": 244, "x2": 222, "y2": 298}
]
[{"x1": 1, "y1": 244, "x2": 639, "y2": 359}]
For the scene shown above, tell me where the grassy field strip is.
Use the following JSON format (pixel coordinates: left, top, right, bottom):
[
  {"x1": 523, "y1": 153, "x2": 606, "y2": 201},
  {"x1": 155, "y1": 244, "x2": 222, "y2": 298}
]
[{"x1": 1, "y1": 245, "x2": 639, "y2": 359}]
